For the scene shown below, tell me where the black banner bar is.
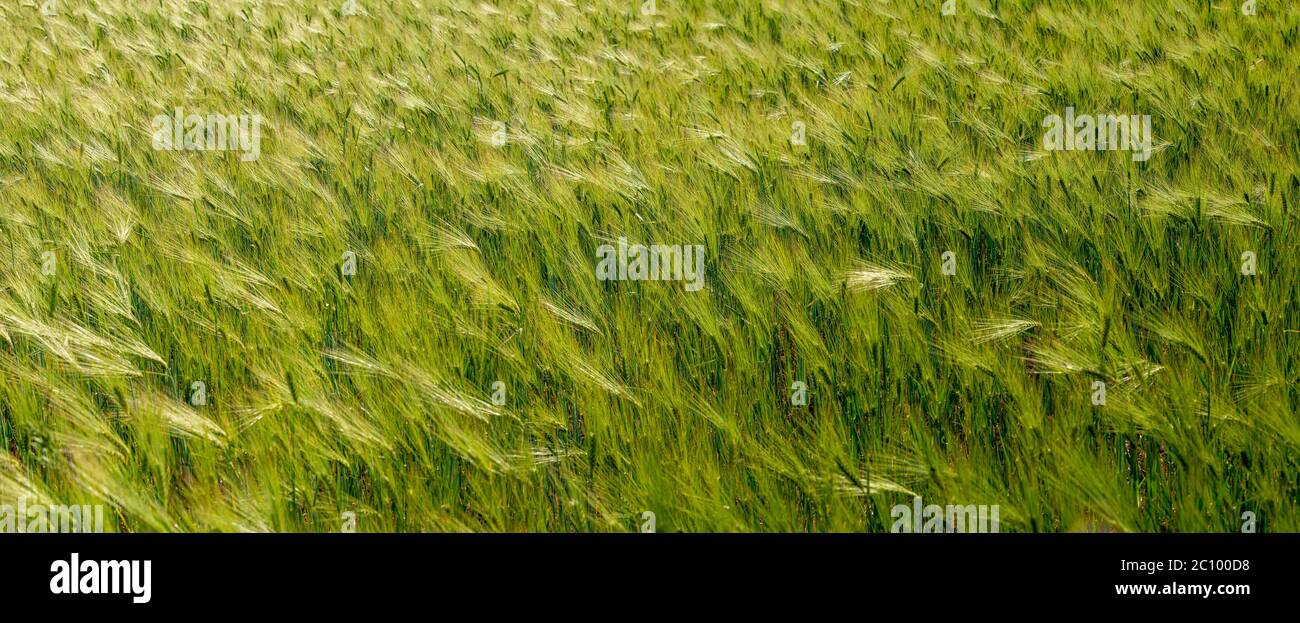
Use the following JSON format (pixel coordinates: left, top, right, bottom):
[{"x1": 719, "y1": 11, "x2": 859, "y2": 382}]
[{"x1": 3, "y1": 533, "x2": 1289, "y2": 613}]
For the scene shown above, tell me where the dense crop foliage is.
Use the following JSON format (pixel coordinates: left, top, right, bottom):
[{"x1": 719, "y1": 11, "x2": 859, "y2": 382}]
[{"x1": 0, "y1": 0, "x2": 1296, "y2": 532}]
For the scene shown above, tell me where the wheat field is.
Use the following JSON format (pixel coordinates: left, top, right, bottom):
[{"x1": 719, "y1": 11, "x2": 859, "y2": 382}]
[{"x1": 0, "y1": 0, "x2": 1296, "y2": 532}]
